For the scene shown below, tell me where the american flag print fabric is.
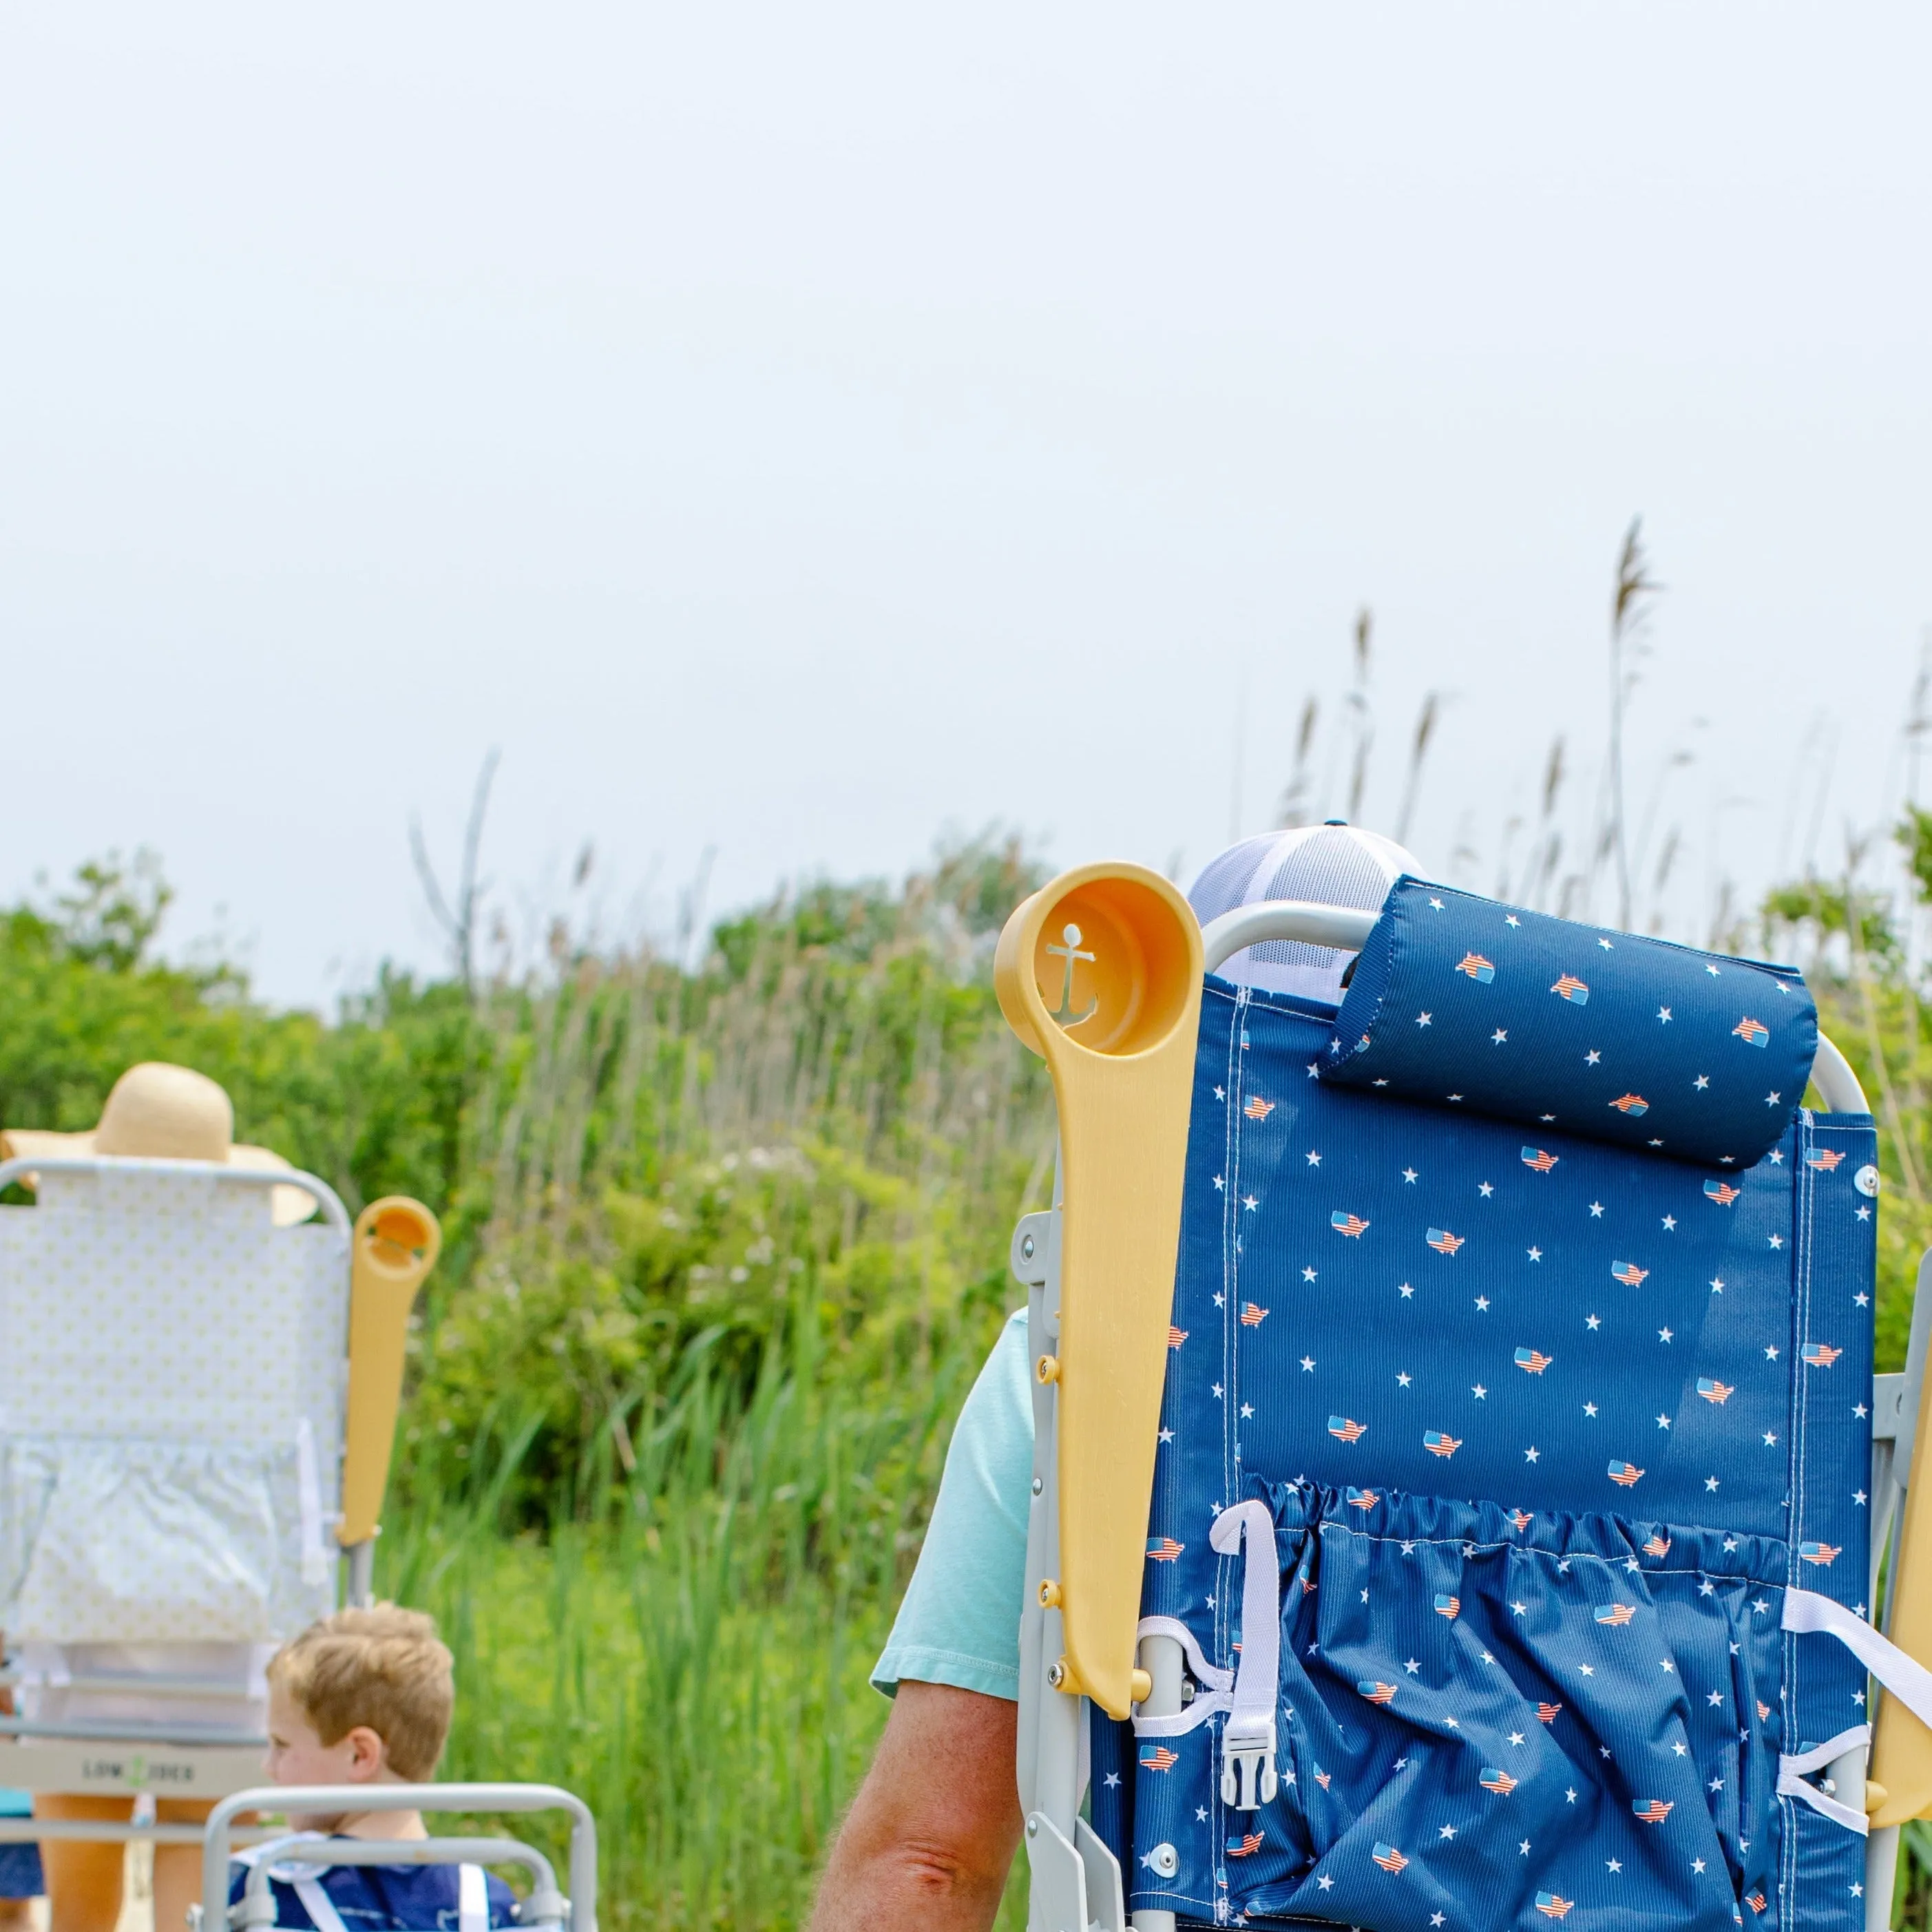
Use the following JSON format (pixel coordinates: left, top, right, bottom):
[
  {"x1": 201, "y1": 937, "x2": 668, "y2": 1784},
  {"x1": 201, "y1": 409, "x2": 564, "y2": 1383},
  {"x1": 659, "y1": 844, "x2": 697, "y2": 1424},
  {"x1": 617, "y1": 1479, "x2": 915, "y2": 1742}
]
[{"x1": 1099, "y1": 890, "x2": 1874, "y2": 1931}]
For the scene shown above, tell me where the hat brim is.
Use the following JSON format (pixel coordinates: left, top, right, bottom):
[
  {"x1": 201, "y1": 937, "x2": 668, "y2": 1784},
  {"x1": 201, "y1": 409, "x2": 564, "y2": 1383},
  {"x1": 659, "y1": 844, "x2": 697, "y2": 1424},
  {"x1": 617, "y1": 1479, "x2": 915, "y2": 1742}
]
[{"x1": 0, "y1": 1129, "x2": 318, "y2": 1227}]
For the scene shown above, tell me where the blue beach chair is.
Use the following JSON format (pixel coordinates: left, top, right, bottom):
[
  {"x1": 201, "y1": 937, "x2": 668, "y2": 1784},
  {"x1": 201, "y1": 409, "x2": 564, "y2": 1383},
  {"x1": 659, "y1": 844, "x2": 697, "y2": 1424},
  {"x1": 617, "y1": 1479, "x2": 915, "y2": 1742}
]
[{"x1": 996, "y1": 866, "x2": 1932, "y2": 1932}]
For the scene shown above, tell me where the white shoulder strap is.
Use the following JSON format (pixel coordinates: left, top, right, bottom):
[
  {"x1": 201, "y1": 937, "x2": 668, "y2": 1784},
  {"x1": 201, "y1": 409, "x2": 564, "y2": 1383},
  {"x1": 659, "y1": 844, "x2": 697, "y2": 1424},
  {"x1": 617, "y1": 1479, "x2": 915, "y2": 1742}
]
[
  {"x1": 291, "y1": 1873, "x2": 353, "y2": 1932},
  {"x1": 459, "y1": 1862, "x2": 489, "y2": 1932}
]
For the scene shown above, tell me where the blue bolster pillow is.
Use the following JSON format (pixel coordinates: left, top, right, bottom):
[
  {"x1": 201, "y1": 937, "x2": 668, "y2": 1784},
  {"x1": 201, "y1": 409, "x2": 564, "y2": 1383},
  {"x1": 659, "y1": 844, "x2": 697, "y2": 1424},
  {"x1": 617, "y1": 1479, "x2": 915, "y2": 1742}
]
[{"x1": 1319, "y1": 876, "x2": 1820, "y2": 1168}]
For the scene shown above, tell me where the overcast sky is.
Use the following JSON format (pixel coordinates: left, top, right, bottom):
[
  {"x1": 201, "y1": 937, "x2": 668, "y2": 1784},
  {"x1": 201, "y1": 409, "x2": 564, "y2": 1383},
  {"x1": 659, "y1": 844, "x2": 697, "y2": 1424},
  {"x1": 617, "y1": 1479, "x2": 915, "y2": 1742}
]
[{"x1": 3, "y1": 6, "x2": 1927, "y2": 1003}]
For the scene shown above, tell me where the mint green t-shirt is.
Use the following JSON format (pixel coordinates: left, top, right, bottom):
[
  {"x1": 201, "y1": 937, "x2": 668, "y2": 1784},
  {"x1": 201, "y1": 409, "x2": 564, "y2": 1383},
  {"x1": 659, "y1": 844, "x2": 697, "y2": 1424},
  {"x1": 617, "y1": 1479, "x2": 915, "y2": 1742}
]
[{"x1": 871, "y1": 1306, "x2": 1033, "y2": 1701}]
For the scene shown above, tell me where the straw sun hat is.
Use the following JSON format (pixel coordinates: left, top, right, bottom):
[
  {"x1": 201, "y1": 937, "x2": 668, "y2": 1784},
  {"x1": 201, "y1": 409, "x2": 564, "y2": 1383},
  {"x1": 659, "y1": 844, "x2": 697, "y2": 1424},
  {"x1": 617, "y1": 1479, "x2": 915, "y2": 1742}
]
[{"x1": 1, "y1": 1061, "x2": 316, "y2": 1226}]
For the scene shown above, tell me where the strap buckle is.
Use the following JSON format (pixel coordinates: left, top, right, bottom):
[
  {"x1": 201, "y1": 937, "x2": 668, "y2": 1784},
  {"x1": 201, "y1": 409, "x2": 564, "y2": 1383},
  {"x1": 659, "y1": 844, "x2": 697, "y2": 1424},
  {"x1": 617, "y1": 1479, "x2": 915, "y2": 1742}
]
[{"x1": 1220, "y1": 1714, "x2": 1278, "y2": 1810}]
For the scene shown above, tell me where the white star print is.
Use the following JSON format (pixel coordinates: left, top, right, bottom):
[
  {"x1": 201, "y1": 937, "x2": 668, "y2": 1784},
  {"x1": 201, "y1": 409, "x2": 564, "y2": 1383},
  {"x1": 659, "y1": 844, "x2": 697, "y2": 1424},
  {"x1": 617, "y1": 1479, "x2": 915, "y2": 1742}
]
[
  {"x1": 1504, "y1": 913, "x2": 1522, "y2": 927},
  {"x1": 1856, "y1": 1489, "x2": 1868, "y2": 1504},
  {"x1": 1402, "y1": 1541, "x2": 1416, "y2": 1555},
  {"x1": 1318, "y1": 1875, "x2": 1334, "y2": 1890},
  {"x1": 1566, "y1": 1788, "x2": 1577, "y2": 1803},
  {"x1": 1406, "y1": 1657, "x2": 1421, "y2": 1674},
  {"x1": 1509, "y1": 1730, "x2": 1525, "y2": 1746},
  {"x1": 1213, "y1": 1292, "x2": 1225, "y2": 1307},
  {"x1": 1765, "y1": 1345, "x2": 1779, "y2": 1361},
  {"x1": 1692, "y1": 1858, "x2": 1706, "y2": 1874},
  {"x1": 1520, "y1": 1840, "x2": 1531, "y2": 1856},
  {"x1": 1418, "y1": 1011, "x2": 1434, "y2": 1027},
  {"x1": 1661, "y1": 1661, "x2": 1676, "y2": 1675},
  {"x1": 1307, "y1": 1061, "x2": 1321, "y2": 1078},
  {"x1": 1763, "y1": 1431, "x2": 1777, "y2": 1446},
  {"x1": 1214, "y1": 1086, "x2": 1226, "y2": 1100},
  {"x1": 1659, "y1": 1327, "x2": 1673, "y2": 1343},
  {"x1": 1303, "y1": 1265, "x2": 1317, "y2": 1281},
  {"x1": 1710, "y1": 1776, "x2": 1723, "y2": 1791},
  {"x1": 1105, "y1": 1772, "x2": 1120, "y2": 1787},
  {"x1": 1661, "y1": 1215, "x2": 1677, "y2": 1230},
  {"x1": 1770, "y1": 1148, "x2": 1783, "y2": 1163},
  {"x1": 1241, "y1": 1403, "x2": 1254, "y2": 1418},
  {"x1": 1856, "y1": 1292, "x2": 1871, "y2": 1307},
  {"x1": 1769, "y1": 1232, "x2": 1783, "y2": 1249},
  {"x1": 1445, "y1": 1716, "x2": 1460, "y2": 1728},
  {"x1": 1440, "y1": 1825, "x2": 1457, "y2": 1840},
  {"x1": 1694, "y1": 1074, "x2": 1710, "y2": 1090},
  {"x1": 1723, "y1": 1537, "x2": 1738, "y2": 1553},
  {"x1": 1710, "y1": 1277, "x2": 1724, "y2": 1293},
  {"x1": 1306, "y1": 1151, "x2": 1321, "y2": 1166},
  {"x1": 1606, "y1": 1858, "x2": 1621, "y2": 1872},
  {"x1": 1658, "y1": 1006, "x2": 1672, "y2": 1023},
  {"x1": 1598, "y1": 937, "x2": 1613, "y2": 952},
  {"x1": 1429, "y1": 896, "x2": 1445, "y2": 911},
  {"x1": 1432, "y1": 1917, "x2": 1446, "y2": 1929},
  {"x1": 1582, "y1": 1665, "x2": 1595, "y2": 1677},
  {"x1": 1524, "y1": 1446, "x2": 1540, "y2": 1462},
  {"x1": 1586, "y1": 1314, "x2": 1602, "y2": 1330},
  {"x1": 1589, "y1": 1200, "x2": 1604, "y2": 1217},
  {"x1": 1300, "y1": 1356, "x2": 1315, "y2": 1372},
  {"x1": 1214, "y1": 1175, "x2": 1226, "y2": 1190},
  {"x1": 1481, "y1": 1650, "x2": 1494, "y2": 1662},
  {"x1": 1361, "y1": 1588, "x2": 1369, "y2": 1603},
  {"x1": 1212, "y1": 1383, "x2": 1224, "y2": 1398},
  {"x1": 1196, "y1": 1805, "x2": 1208, "y2": 1820},
  {"x1": 1403, "y1": 1167, "x2": 1418, "y2": 1183},
  {"x1": 1657, "y1": 1414, "x2": 1672, "y2": 1429},
  {"x1": 1587, "y1": 1049, "x2": 1603, "y2": 1066},
  {"x1": 1705, "y1": 1477, "x2": 1719, "y2": 1492},
  {"x1": 1242, "y1": 1194, "x2": 1259, "y2": 1211},
  {"x1": 1584, "y1": 1402, "x2": 1598, "y2": 1417},
  {"x1": 1765, "y1": 1091, "x2": 1781, "y2": 1106},
  {"x1": 1707, "y1": 1690, "x2": 1723, "y2": 1706},
  {"x1": 1855, "y1": 1403, "x2": 1869, "y2": 1418},
  {"x1": 1480, "y1": 1181, "x2": 1495, "y2": 1198},
  {"x1": 1492, "y1": 1029, "x2": 1509, "y2": 1044},
  {"x1": 1398, "y1": 1371, "x2": 1411, "y2": 1387},
  {"x1": 1476, "y1": 1296, "x2": 1490, "y2": 1311},
  {"x1": 1511, "y1": 1601, "x2": 1527, "y2": 1616},
  {"x1": 1858, "y1": 1204, "x2": 1872, "y2": 1221},
  {"x1": 1699, "y1": 1579, "x2": 1715, "y2": 1595},
  {"x1": 1159, "y1": 1427, "x2": 1174, "y2": 1443},
  {"x1": 1705, "y1": 963, "x2": 1721, "y2": 977},
  {"x1": 1400, "y1": 1283, "x2": 1414, "y2": 1299},
  {"x1": 1528, "y1": 1246, "x2": 1543, "y2": 1261}
]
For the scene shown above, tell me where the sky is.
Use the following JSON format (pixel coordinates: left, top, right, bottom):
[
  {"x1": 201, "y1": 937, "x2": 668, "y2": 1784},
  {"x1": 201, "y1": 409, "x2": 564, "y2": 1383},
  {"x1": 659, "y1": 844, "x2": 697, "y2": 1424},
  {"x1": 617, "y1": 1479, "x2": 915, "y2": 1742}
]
[{"x1": 2, "y1": 6, "x2": 1928, "y2": 1004}]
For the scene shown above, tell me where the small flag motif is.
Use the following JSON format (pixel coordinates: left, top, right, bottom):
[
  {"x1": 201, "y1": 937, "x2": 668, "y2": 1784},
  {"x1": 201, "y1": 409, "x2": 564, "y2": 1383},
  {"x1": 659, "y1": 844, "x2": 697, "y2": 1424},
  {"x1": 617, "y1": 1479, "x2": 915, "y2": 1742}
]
[
  {"x1": 1329, "y1": 1416, "x2": 1368, "y2": 1444},
  {"x1": 1704, "y1": 1179, "x2": 1741, "y2": 1205},
  {"x1": 1346, "y1": 1487, "x2": 1380, "y2": 1511},
  {"x1": 1643, "y1": 1533, "x2": 1672, "y2": 1558},
  {"x1": 1226, "y1": 1829, "x2": 1263, "y2": 1858},
  {"x1": 1803, "y1": 1342, "x2": 1842, "y2": 1368},
  {"x1": 1697, "y1": 1378, "x2": 1734, "y2": 1403},
  {"x1": 1757, "y1": 1700, "x2": 1770, "y2": 1721},
  {"x1": 1800, "y1": 1541, "x2": 1842, "y2": 1566},
  {"x1": 1807, "y1": 1148, "x2": 1845, "y2": 1172},
  {"x1": 1632, "y1": 1798, "x2": 1674, "y2": 1824},
  {"x1": 1610, "y1": 1259, "x2": 1649, "y2": 1287},
  {"x1": 1434, "y1": 1593, "x2": 1461, "y2": 1620},
  {"x1": 1168, "y1": 1325, "x2": 1188, "y2": 1349},
  {"x1": 1331, "y1": 1209, "x2": 1372, "y2": 1237},
  {"x1": 1427, "y1": 1227, "x2": 1465, "y2": 1255},
  {"x1": 1515, "y1": 1347, "x2": 1553, "y2": 1374},
  {"x1": 1137, "y1": 1743, "x2": 1179, "y2": 1772},
  {"x1": 1240, "y1": 1301, "x2": 1269, "y2": 1327},
  {"x1": 1595, "y1": 1602, "x2": 1637, "y2": 1626},
  {"x1": 1551, "y1": 973, "x2": 1590, "y2": 1004},
  {"x1": 1535, "y1": 1893, "x2": 1575, "y2": 1921},
  {"x1": 1358, "y1": 1679, "x2": 1399, "y2": 1706},
  {"x1": 1146, "y1": 1536, "x2": 1184, "y2": 1562},
  {"x1": 1747, "y1": 1892, "x2": 1768, "y2": 1914},
  {"x1": 1300, "y1": 1575, "x2": 1317, "y2": 1595},
  {"x1": 1458, "y1": 952, "x2": 1497, "y2": 983},
  {"x1": 1511, "y1": 1508, "x2": 1534, "y2": 1533},
  {"x1": 1244, "y1": 1095, "x2": 1275, "y2": 1120},
  {"x1": 1522, "y1": 1146, "x2": 1560, "y2": 1172},
  {"x1": 1610, "y1": 1093, "x2": 1650, "y2": 1115},
  {"x1": 1371, "y1": 1842, "x2": 1409, "y2": 1873},
  {"x1": 1734, "y1": 1016, "x2": 1770, "y2": 1047},
  {"x1": 1608, "y1": 1461, "x2": 1645, "y2": 1488},
  {"x1": 1314, "y1": 1768, "x2": 1332, "y2": 1790},
  {"x1": 1424, "y1": 1431, "x2": 1462, "y2": 1458},
  {"x1": 1480, "y1": 1767, "x2": 1518, "y2": 1796},
  {"x1": 1536, "y1": 1701, "x2": 1563, "y2": 1724}
]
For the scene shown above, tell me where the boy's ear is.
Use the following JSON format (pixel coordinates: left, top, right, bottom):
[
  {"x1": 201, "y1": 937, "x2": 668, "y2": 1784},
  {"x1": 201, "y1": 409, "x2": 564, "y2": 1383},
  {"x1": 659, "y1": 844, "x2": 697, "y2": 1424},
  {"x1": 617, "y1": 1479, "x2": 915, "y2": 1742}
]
[{"x1": 344, "y1": 1724, "x2": 390, "y2": 1781}]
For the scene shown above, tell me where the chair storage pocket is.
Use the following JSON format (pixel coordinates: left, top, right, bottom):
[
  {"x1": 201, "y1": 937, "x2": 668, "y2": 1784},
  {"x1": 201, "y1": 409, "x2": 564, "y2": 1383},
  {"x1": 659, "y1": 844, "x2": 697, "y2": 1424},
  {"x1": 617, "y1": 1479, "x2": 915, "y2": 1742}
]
[
  {"x1": 1135, "y1": 1484, "x2": 1787, "y2": 1932},
  {"x1": 0, "y1": 1435, "x2": 328, "y2": 1641}
]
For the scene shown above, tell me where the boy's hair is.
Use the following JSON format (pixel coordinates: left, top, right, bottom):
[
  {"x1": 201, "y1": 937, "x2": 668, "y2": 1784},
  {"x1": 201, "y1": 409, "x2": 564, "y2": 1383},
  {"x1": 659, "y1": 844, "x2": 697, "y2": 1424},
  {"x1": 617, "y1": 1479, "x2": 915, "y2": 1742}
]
[{"x1": 267, "y1": 1604, "x2": 454, "y2": 1781}]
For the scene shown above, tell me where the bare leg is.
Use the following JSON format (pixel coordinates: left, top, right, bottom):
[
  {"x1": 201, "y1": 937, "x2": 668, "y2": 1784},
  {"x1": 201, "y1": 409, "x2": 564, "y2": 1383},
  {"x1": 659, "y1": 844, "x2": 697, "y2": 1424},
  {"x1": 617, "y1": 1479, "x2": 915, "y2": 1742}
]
[
  {"x1": 150, "y1": 1804, "x2": 214, "y2": 1932},
  {"x1": 32, "y1": 1796, "x2": 128, "y2": 1932}
]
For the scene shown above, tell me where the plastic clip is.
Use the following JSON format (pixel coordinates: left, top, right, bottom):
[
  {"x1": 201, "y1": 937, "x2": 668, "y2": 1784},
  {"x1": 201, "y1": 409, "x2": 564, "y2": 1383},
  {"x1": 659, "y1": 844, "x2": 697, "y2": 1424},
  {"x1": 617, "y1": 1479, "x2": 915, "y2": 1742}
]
[{"x1": 1221, "y1": 1715, "x2": 1279, "y2": 1810}]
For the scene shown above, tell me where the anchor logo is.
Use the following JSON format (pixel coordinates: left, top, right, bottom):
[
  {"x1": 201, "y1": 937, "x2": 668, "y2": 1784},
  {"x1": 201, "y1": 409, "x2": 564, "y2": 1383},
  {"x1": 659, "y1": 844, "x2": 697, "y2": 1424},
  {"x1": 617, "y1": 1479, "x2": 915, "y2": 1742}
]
[{"x1": 1044, "y1": 923, "x2": 1100, "y2": 1029}]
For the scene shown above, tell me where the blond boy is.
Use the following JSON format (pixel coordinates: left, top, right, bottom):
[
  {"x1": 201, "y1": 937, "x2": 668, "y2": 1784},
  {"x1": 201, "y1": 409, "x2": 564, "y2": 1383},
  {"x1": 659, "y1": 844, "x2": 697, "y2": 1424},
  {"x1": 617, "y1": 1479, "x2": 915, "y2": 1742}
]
[{"x1": 231, "y1": 1607, "x2": 511, "y2": 1932}]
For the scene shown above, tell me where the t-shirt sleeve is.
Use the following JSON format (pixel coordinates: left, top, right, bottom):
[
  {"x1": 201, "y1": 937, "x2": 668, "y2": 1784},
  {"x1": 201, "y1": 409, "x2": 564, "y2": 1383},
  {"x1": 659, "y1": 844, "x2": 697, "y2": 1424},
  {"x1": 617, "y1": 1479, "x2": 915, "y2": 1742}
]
[{"x1": 870, "y1": 1305, "x2": 1034, "y2": 1702}]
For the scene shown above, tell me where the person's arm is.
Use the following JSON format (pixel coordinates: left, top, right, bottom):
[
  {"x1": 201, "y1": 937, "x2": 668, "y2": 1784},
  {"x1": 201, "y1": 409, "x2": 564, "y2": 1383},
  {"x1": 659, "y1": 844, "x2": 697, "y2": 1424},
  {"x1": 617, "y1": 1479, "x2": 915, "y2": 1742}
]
[{"x1": 808, "y1": 1679, "x2": 1020, "y2": 1931}]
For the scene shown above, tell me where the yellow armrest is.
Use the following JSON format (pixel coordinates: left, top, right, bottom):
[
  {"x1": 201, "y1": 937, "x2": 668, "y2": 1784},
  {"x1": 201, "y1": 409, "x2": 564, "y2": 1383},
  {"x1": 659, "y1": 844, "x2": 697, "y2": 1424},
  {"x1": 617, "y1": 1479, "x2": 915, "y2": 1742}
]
[
  {"x1": 1871, "y1": 1354, "x2": 1932, "y2": 1825},
  {"x1": 995, "y1": 863, "x2": 1203, "y2": 1721},
  {"x1": 337, "y1": 1197, "x2": 442, "y2": 1548}
]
